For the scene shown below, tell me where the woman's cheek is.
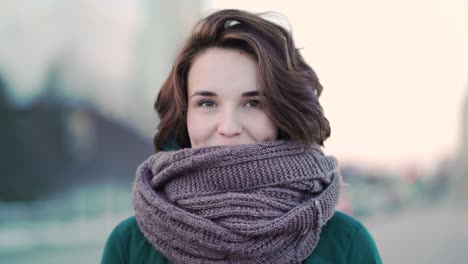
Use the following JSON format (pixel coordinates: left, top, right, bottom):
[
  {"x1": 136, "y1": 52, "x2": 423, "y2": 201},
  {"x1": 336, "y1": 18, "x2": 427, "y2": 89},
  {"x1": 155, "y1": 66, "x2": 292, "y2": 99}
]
[
  {"x1": 187, "y1": 110, "x2": 204, "y2": 143},
  {"x1": 250, "y1": 112, "x2": 278, "y2": 140},
  {"x1": 189, "y1": 111, "x2": 215, "y2": 139}
]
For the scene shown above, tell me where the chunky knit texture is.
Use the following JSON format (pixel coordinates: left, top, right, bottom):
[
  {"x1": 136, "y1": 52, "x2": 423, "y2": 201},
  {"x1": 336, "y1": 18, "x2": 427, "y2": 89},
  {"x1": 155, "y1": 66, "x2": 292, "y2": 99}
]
[{"x1": 132, "y1": 140, "x2": 342, "y2": 264}]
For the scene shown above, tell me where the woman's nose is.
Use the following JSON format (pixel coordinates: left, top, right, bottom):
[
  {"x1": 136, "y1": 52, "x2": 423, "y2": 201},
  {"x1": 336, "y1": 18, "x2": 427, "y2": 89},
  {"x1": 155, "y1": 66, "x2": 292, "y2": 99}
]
[{"x1": 217, "y1": 109, "x2": 241, "y2": 137}]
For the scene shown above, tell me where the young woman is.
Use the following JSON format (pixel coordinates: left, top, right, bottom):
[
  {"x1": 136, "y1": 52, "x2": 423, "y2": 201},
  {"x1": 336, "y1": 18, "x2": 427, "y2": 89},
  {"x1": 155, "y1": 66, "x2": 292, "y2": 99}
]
[{"x1": 102, "y1": 9, "x2": 382, "y2": 264}]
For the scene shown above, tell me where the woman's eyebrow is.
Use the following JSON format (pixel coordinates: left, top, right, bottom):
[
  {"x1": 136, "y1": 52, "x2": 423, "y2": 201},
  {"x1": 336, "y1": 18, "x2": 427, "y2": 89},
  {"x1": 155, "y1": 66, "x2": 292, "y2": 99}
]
[
  {"x1": 190, "y1": 91, "x2": 217, "y2": 98},
  {"x1": 241, "y1": 91, "x2": 259, "y2": 97}
]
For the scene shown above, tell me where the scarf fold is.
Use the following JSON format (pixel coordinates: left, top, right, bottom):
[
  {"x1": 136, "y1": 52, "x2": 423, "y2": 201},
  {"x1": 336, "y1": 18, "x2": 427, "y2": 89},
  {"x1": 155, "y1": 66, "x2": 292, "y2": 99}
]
[{"x1": 133, "y1": 140, "x2": 342, "y2": 264}]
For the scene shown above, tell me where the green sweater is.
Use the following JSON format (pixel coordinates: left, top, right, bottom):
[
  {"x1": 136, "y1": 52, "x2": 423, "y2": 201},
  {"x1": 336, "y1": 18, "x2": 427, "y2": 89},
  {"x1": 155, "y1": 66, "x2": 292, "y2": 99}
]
[{"x1": 101, "y1": 211, "x2": 381, "y2": 263}]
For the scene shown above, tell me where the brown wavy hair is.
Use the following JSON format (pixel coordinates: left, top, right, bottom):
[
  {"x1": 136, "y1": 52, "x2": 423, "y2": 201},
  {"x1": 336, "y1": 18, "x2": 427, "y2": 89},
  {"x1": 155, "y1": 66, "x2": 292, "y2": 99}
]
[{"x1": 153, "y1": 9, "x2": 330, "y2": 151}]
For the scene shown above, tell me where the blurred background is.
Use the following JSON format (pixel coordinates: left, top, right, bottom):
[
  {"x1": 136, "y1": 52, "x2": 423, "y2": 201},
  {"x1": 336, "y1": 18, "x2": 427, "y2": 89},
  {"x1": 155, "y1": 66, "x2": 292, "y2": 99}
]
[{"x1": 0, "y1": 0, "x2": 466, "y2": 263}]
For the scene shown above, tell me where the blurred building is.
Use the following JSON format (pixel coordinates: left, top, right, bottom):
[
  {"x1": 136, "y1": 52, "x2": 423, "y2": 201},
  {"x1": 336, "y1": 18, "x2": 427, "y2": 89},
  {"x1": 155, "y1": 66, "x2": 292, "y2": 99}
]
[
  {"x1": 452, "y1": 88, "x2": 468, "y2": 205},
  {"x1": 460, "y1": 89, "x2": 468, "y2": 201}
]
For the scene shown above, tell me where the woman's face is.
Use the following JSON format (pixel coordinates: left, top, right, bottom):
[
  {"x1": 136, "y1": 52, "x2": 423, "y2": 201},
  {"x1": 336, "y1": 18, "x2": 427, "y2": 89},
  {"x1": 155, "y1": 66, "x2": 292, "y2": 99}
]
[{"x1": 187, "y1": 47, "x2": 278, "y2": 148}]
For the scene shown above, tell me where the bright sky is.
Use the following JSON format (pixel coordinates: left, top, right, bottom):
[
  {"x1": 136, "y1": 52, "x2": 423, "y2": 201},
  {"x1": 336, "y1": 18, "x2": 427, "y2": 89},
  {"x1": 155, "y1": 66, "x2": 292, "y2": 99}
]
[{"x1": 205, "y1": 0, "x2": 468, "y2": 171}]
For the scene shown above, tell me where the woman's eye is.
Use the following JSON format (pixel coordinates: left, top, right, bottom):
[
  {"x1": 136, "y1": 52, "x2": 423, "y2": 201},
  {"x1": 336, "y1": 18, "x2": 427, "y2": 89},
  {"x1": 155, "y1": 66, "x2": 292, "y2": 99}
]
[
  {"x1": 244, "y1": 100, "x2": 261, "y2": 108},
  {"x1": 199, "y1": 100, "x2": 216, "y2": 107}
]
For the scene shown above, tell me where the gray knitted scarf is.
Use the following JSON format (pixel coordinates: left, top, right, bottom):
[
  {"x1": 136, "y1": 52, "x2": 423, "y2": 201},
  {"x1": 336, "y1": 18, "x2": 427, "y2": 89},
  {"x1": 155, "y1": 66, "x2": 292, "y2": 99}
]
[{"x1": 132, "y1": 140, "x2": 342, "y2": 264}]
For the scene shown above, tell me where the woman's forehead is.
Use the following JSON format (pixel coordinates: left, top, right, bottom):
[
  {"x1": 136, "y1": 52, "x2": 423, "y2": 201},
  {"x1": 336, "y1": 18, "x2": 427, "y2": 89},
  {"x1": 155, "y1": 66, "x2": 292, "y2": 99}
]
[{"x1": 187, "y1": 48, "x2": 260, "y2": 96}]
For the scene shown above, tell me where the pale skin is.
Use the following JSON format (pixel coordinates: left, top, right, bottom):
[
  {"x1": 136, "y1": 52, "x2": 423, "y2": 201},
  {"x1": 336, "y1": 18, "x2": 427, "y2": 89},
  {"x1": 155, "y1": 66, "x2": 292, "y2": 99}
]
[{"x1": 186, "y1": 47, "x2": 278, "y2": 148}]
